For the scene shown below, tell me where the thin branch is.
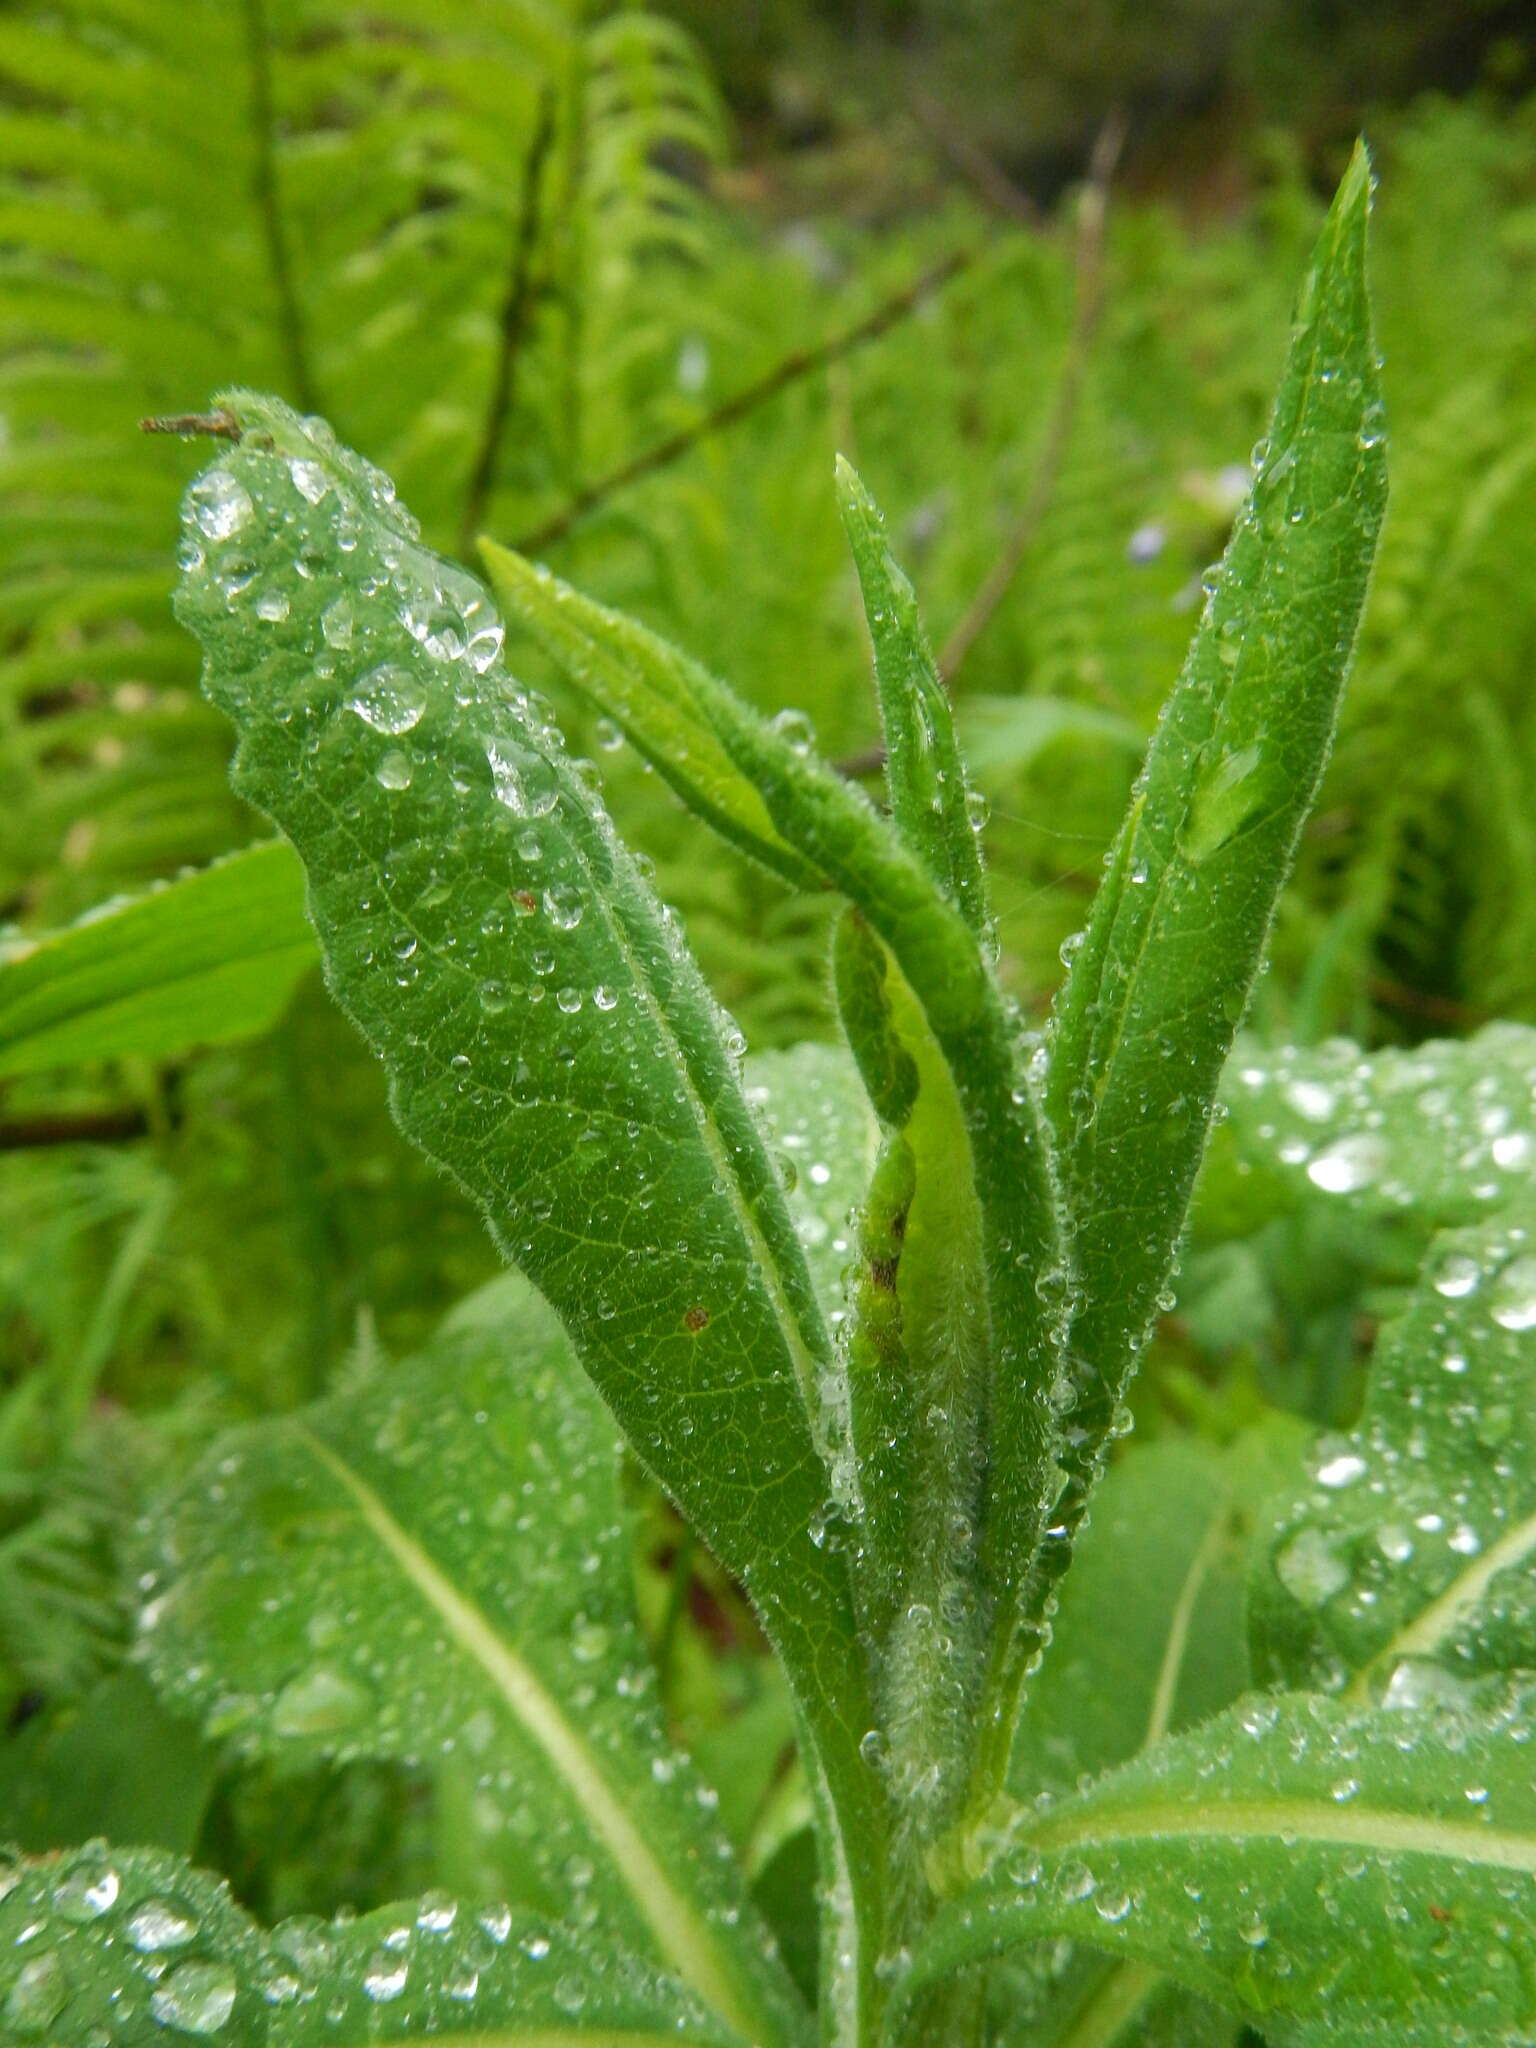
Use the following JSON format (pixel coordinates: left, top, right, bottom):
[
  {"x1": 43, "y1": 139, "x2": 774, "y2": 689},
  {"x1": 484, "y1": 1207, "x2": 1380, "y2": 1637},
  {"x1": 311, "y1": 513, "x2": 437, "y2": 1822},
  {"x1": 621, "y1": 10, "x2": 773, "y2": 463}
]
[
  {"x1": 936, "y1": 108, "x2": 1126, "y2": 687},
  {"x1": 457, "y1": 88, "x2": 559, "y2": 559},
  {"x1": 0, "y1": 1107, "x2": 149, "y2": 1151},
  {"x1": 910, "y1": 89, "x2": 1042, "y2": 227},
  {"x1": 511, "y1": 249, "x2": 975, "y2": 555},
  {"x1": 243, "y1": 0, "x2": 316, "y2": 413},
  {"x1": 140, "y1": 410, "x2": 241, "y2": 440}
]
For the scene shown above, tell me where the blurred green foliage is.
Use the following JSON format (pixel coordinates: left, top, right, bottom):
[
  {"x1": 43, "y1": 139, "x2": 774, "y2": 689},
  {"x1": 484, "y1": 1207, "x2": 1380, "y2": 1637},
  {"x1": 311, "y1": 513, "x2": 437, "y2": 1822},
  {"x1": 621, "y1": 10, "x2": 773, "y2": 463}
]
[{"x1": 0, "y1": 0, "x2": 1533, "y2": 1941}]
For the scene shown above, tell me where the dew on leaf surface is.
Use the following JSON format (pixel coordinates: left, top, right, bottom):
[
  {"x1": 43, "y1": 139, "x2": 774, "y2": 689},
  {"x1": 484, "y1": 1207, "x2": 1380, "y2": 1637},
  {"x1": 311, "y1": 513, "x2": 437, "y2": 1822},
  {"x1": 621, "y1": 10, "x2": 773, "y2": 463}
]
[
  {"x1": 148, "y1": 1958, "x2": 239, "y2": 2035},
  {"x1": 347, "y1": 664, "x2": 427, "y2": 735}
]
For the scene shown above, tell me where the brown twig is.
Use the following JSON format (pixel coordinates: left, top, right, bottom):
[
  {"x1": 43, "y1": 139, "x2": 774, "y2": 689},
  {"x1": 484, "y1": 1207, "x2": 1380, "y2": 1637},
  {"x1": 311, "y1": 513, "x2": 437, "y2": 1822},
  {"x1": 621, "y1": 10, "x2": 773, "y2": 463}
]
[
  {"x1": 511, "y1": 250, "x2": 975, "y2": 555},
  {"x1": 458, "y1": 87, "x2": 559, "y2": 558},
  {"x1": 140, "y1": 410, "x2": 241, "y2": 440},
  {"x1": 0, "y1": 1107, "x2": 150, "y2": 1151},
  {"x1": 936, "y1": 109, "x2": 1126, "y2": 687}
]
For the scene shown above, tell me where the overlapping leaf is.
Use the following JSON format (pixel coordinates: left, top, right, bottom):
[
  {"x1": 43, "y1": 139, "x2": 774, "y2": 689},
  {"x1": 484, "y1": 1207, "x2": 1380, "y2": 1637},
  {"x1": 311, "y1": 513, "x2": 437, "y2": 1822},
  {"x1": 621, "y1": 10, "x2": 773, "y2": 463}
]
[
  {"x1": 137, "y1": 1274, "x2": 804, "y2": 2046},
  {"x1": 0, "y1": 842, "x2": 312, "y2": 1076},
  {"x1": 0, "y1": 1841, "x2": 742, "y2": 2047}
]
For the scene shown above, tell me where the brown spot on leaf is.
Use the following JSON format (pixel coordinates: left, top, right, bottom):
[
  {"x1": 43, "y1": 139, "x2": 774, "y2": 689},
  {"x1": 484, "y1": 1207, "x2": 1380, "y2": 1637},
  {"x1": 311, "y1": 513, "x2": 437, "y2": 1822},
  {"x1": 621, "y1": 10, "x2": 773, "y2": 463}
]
[{"x1": 683, "y1": 1305, "x2": 710, "y2": 1334}]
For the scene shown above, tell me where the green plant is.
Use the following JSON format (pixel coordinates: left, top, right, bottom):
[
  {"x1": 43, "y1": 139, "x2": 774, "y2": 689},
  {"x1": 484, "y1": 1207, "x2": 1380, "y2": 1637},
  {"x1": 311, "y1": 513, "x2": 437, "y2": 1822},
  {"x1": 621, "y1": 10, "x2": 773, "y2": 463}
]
[{"x1": 4, "y1": 145, "x2": 1534, "y2": 2048}]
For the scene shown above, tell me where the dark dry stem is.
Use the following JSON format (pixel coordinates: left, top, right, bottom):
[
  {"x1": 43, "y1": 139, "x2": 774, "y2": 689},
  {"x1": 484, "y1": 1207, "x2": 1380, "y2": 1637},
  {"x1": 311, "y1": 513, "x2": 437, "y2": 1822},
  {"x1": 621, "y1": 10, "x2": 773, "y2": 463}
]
[
  {"x1": 511, "y1": 250, "x2": 975, "y2": 554},
  {"x1": 140, "y1": 410, "x2": 242, "y2": 440}
]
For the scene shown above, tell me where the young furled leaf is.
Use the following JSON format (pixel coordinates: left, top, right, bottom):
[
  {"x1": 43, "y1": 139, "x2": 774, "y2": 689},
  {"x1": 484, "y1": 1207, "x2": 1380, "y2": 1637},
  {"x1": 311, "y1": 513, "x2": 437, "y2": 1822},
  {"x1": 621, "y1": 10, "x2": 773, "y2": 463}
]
[
  {"x1": 1041, "y1": 143, "x2": 1388, "y2": 1611},
  {"x1": 171, "y1": 393, "x2": 883, "y2": 2043},
  {"x1": 136, "y1": 1275, "x2": 805, "y2": 2046},
  {"x1": 835, "y1": 458, "x2": 989, "y2": 936}
]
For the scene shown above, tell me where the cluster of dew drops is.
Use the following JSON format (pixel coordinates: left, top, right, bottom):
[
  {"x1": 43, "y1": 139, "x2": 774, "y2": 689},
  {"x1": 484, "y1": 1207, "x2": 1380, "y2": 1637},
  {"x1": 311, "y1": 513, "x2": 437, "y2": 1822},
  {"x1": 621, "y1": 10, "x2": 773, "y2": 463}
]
[{"x1": 2, "y1": 1841, "x2": 640, "y2": 2041}]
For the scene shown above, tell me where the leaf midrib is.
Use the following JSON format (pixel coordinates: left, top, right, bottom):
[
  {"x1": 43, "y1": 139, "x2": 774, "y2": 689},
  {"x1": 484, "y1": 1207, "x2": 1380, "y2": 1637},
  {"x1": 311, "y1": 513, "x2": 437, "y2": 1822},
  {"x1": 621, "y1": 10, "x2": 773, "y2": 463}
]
[
  {"x1": 1344, "y1": 1505, "x2": 1536, "y2": 1706},
  {"x1": 293, "y1": 1426, "x2": 763, "y2": 2043},
  {"x1": 1026, "y1": 1793, "x2": 1536, "y2": 1872}
]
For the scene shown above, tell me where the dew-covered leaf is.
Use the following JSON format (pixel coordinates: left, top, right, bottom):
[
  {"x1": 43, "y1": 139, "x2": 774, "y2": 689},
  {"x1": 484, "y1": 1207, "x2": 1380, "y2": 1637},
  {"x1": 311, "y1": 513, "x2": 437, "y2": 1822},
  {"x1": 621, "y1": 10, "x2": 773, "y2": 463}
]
[
  {"x1": 136, "y1": 1275, "x2": 804, "y2": 2046},
  {"x1": 170, "y1": 392, "x2": 883, "y2": 2030},
  {"x1": 907, "y1": 1690, "x2": 1536, "y2": 2044},
  {"x1": 1043, "y1": 148, "x2": 1387, "y2": 1560},
  {"x1": 1251, "y1": 1203, "x2": 1536, "y2": 1706},
  {"x1": 0, "y1": 842, "x2": 312, "y2": 1078},
  {"x1": 1219, "y1": 1023, "x2": 1536, "y2": 1229},
  {"x1": 834, "y1": 458, "x2": 989, "y2": 935},
  {"x1": 0, "y1": 1841, "x2": 743, "y2": 2047}
]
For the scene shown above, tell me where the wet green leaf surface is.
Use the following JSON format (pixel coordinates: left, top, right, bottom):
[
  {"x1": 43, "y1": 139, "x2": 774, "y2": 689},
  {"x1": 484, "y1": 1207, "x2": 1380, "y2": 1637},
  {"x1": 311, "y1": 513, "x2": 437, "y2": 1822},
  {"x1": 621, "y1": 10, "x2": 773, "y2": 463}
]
[
  {"x1": 0, "y1": 1841, "x2": 743, "y2": 2047},
  {"x1": 0, "y1": 842, "x2": 312, "y2": 1077},
  {"x1": 137, "y1": 1276, "x2": 803, "y2": 2044}
]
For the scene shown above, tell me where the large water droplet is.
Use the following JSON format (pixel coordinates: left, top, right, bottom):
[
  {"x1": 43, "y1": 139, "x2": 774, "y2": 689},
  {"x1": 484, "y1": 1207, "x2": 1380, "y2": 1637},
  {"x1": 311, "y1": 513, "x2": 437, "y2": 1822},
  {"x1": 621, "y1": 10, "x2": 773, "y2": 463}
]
[
  {"x1": 347, "y1": 664, "x2": 426, "y2": 735},
  {"x1": 4, "y1": 1952, "x2": 66, "y2": 2035},
  {"x1": 51, "y1": 1851, "x2": 120, "y2": 1921},
  {"x1": 1178, "y1": 744, "x2": 1265, "y2": 864},
  {"x1": 149, "y1": 1959, "x2": 239, "y2": 2035},
  {"x1": 1490, "y1": 1254, "x2": 1536, "y2": 1330},
  {"x1": 128, "y1": 1898, "x2": 200, "y2": 1952},
  {"x1": 188, "y1": 472, "x2": 253, "y2": 542},
  {"x1": 1275, "y1": 1527, "x2": 1348, "y2": 1607}
]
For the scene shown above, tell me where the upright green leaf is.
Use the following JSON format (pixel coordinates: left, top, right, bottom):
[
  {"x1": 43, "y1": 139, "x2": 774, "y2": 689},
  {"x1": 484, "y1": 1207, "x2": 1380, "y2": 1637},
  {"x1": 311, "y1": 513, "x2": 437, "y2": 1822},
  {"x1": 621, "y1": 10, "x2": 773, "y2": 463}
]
[
  {"x1": 170, "y1": 395, "x2": 882, "y2": 2045},
  {"x1": 834, "y1": 459, "x2": 989, "y2": 935},
  {"x1": 1043, "y1": 146, "x2": 1388, "y2": 1590},
  {"x1": 1251, "y1": 1203, "x2": 1536, "y2": 1707},
  {"x1": 491, "y1": 512, "x2": 1070, "y2": 1810},
  {"x1": 0, "y1": 1842, "x2": 742, "y2": 2047},
  {"x1": 906, "y1": 1690, "x2": 1536, "y2": 2045},
  {"x1": 0, "y1": 841, "x2": 312, "y2": 1077},
  {"x1": 137, "y1": 1277, "x2": 804, "y2": 2046}
]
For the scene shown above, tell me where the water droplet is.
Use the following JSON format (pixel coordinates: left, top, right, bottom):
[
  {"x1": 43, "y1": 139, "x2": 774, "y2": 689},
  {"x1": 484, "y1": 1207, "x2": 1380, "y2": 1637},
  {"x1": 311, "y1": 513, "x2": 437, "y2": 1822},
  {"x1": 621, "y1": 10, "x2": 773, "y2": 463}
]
[
  {"x1": 403, "y1": 596, "x2": 467, "y2": 662},
  {"x1": 416, "y1": 1891, "x2": 457, "y2": 1933},
  {"x1": 1315, "y1": 1448, "x2": 1367, "y2": 1489},
  {"x1": 375, "y1": 750, "x2": 413, "y2": 790},
  {"x1": 1275, "y1": 1527, "x2": 1349, "y2": 1607},
  {"x1": 1306, "y1": 1134, "x2": 1386, "y2": 1194},
  {"x1": 271, "y1": 1664, "x2": 372, "y2": 1738},
  {"x1": 128, "y1": 1899, "x2": 200, "y2": 1952},
  {"x1": 288, "y1": 457, "x2": 329, "y2": 503},
  {"x1": 255, "y1": 588, "x2": 290, "y2": 624},
  {"x1": 348, "y1": 664, "x2": 427, "y2": 735},
  {"x1": 363, "y1": 1952, "x2": 408, "y2": 2002},
  {"x1": 1492, "y1": 1131, "x2": 1533, "y2": 1170},
  {"x1": 52, "y1": 1852, "x2": 120, "y2": 1921},
  {"x1": 543, "y1": 885, "x2": 584, "y2": 930},
  {"x1": 321, "y1": 597, "x2": 355, "y2": 649},
  {"x1": 593, "y1": 985, "x2": 618, "y2": 1011},
  {"x1": 188, "y1": 472, "x2": 253, "y2": 542},
  {"x1": 1178, "y1": 743, "x2": 1265, "y2": 864},
  {"x1": 4, "y1": 1952, "x2": 66, "y2": 2035},
  {"x1": 556, "y1": 987, "x2": 582, "y2": 1014},
  {"x1": 1490, "y1": 1254, "x2": 1536, "y2": 1330},
  {"x1": 1433, "y1": 1252, "x2": 1482, "y2": 1299},
  {"x1": 769, "y1": 707, "x2": 816, "y2": 755},
  {"x1": 149, "y1": 1959, "x2": 239, "y2": 2035}
]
